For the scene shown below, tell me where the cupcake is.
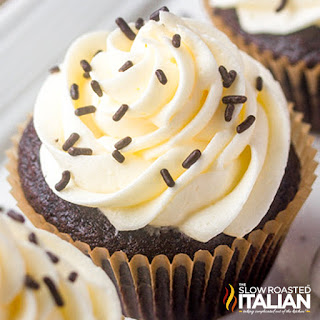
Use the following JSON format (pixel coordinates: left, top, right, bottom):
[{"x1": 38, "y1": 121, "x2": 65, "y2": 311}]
[
  {"x1": 8, "y1": 7, "x2": 317, "y2": 320},
  {"x1": 204, "y1": 0, "x2": 320, "y2": 131},
  {"x1": 0, "y1": 211, "x2": 122, "y2": 319}
]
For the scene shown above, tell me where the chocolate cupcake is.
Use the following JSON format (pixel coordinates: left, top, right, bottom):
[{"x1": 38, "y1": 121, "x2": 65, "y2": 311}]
[
  {"x1": 8, "y1": 8, "x2": 317, "y2": 320},
  {"x1": 204, "y1": 0, "x2": 320, "y2": 131},
  {"x1": 0, "y1": 212, "x2": 122, "y2": 319}
]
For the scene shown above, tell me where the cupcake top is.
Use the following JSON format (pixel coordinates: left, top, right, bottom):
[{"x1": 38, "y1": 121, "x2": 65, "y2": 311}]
[
  {"x1": 34, "y1": 9, "x2": 290, "y2": 242},
  {"x1": 209, "y1": 0, "x2": 320, "y2": 34},
  {"x1": 0, "y1": 211, "x2": 122, "y2": 320}
]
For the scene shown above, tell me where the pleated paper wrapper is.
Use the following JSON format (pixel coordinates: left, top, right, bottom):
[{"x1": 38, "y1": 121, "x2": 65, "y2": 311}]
[
  {"x1": 203, "y1": 0, "x2": 320, "y2": 132},
  {"x1": 6, "y1": 108, "x2": 317, "y2": 320}
]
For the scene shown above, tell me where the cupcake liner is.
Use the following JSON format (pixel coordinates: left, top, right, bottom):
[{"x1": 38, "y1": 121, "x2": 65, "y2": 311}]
[
  {"x1": 203, "y1": 0, "x2": 320, "y2": 131},
  {"x1": 6, "y1": 107, "x2": 317, "y2": 320}
]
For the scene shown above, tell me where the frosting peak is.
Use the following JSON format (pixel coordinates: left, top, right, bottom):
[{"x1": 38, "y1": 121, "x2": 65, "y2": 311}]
[
  {"x1": 209, "y1": 0, "x2": 320, "y2": 35},
  {"x1": 34, "y1": 11, "x2": 290, "y2": 242},
  {"x1": 0, "y1": 213, "x2": 122, "y2": 319}
]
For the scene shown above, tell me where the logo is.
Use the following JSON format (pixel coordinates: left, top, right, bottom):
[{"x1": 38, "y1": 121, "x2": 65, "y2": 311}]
[
  {"x1": 223, "y1": 284, "x2": 237, "y2": 312},
  {"x1": 223, "y1": 284, "x2": 312, "y2": 315}
]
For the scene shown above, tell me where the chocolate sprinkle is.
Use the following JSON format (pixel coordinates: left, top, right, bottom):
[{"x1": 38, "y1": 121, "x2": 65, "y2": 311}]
[
  {"x1": 55, "y1": 171, "x2": 71, "y2": 192},
  {"x1": 135, "y1": 18, "x2": 145, "y2": 30},
  {"x1": 114, "y1": 136, "x2": 132, "y2": 150},
  {"x1": 75, "y1": 105, "x2": 96, "y2": 117},
  {"x1": 28, "y1": 232, "x2": 38, "y2": 245},
  {"x1": 94, "y1": 50, "x2": 103, "y2": 57},
  {"x1": 68, "y1": 272, "x2": 78, "y2": 283},
  {"x1": 256, "y1": 76, "x2": 263, "y2": 91},
  {"x1": 83, "y1": 72, "x2": 91, "y2": 79},
  {"x1": 49, "y1": 66, "x2": 60, "y2": 74},
  {"x1": 115, "y1": 17, "x2": 136, "y2": 41},
  {"x1": 70, "y1": 84, "x2": 79, "y2": 100},
  {"x1": 182, "y1": 150, "x2": 201, "y2": 169},
  {"x1": 218, "y1": 66, "x2": 237, "y2": 88},
  {"x1": 160, "y1": 169, "x2": 175, "y2": 187},
  {"x1": 46, "y1": 251, "x2": 59, "y2": 264},
  {"x1": 25, "y1": 275, "x2": 40, "y2": 290},
  {"x1": 80, "y1": 59, "x2": 92, "y2": 73},
  {"x1": 228, "y1": 71, "x2": 237, "y2": 86},
  {"x1": 62, "y1": 133, "x2": 80, "y2": 151},
  {"x1": 224, "y1": 104, "x2": 235, "y2": 122},
  {"x1": 155, "y1": 69, "x2": 168, "y2": 85},
  {"x1": 7, "y1": 210, "x2": 25, "y2": 223},
  {"x1": 236, "y1": 115, "x2": 256, "y2": 134},
  {"x1": 218, "y1": 65, "x2": 228, "y2": 81},
  {"x1": 222, "y1": 95, "x2": 247, "y2": 104},
  {"x1": 276, "y1": 0, "x2": 288, "y2": 12},
  {"x1": 91, "y1": 80, "x2": 103, "y2": 97},
  {"x1": 172, "y1": 34, "x2": 181, "y2": 48},
  {"x1": 119, "y1": 60, "x2": 133, "y2": 72},
  {"x1": 112, "y1": 104, "x2": 129, "y2": 121},
  {"x1": 112, "y1": 150, "x2": 125, "y2": 163},
  {"x1": 43, "y1": 277, "x2": 64, "y2": 307},
  {"x1": 68, "y1": 147, "x2": 93, "y2": 156},
  {"x1": 150, "y1": 6, "x2": 169, "y2": 21}
]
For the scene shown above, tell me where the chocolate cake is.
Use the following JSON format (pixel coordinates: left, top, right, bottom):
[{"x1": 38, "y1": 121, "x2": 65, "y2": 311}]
[
  {"x1": 18, "y1": 120, "x2": 301, "y2": 261},
  {"x1": 213, "y1": 8, "x2": 320, "y2": 68}
]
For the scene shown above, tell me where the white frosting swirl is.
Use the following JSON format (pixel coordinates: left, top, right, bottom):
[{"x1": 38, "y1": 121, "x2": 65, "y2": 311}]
[
  {"x1": 0, "y1": 214, "x2": 122, "y2": 320},
  {"x1": 34, "y1": 12, "x2": 290, "y2": 242},
  {"x1": 209, "y1": 0, "x2": 320, "y2": 34}
]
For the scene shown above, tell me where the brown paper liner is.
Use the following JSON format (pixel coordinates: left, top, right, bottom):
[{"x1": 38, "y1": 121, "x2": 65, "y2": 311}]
[
  {"x1": 6, "y1": 107, "x2": 317, "y2": 320},
  {"x1": 203, "y1": 0, "x2": 320, "y2": 131}
]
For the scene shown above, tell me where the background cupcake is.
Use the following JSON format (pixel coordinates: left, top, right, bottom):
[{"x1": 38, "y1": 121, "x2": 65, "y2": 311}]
[
  {"x1": 0, "y1": 211, "x2": 122, "y2": 320},
  {"x1": 7, "y1": 7, "x2": 317, "y2": 320},
  {"x1": 204, "y1": 0, "x2": 320, "y2": 131}
]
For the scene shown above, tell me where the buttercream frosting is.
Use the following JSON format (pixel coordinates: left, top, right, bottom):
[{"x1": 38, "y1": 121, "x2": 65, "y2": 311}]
[
  {"x1": 0, "y1": 213, "x2": 122, "y2": 319},
  {"x1": 209, "y1": 0, "x2": 320, "y2": 35},
  {"x1": 34, "y1": 11, "x2": 290, "y2": 242}
]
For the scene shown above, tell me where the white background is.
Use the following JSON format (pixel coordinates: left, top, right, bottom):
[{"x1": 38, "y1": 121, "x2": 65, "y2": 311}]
[{"x1": 0, "y1": 1, "x2": 319, "y2": 319}]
